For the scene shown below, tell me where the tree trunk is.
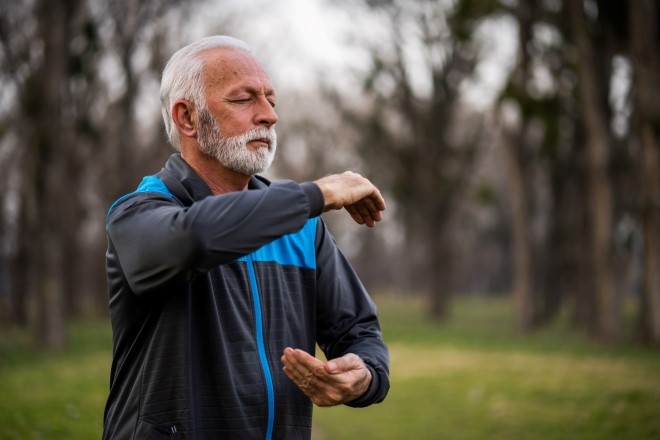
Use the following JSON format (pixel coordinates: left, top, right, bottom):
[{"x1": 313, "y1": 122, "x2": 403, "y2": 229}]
[
  {"x1": 428, "y1": 221, "x2": 453, "y2": 321},
  {"x1": 568, "y1": 0, "x2": 618, "y2": 342},
  {"x1": 502, "y1": 124, "x2": 534, "y2": 330},
  {"x1": 34, "y1": 0, "x2": 70, "y2": 349},
  {"x1": 629, "y1": 0, "x2": 660, "y2": 344},
  {"x1": 639, "y1": 121, "x2": 660, "y2": 343},
  {"x1": 10, "y1": 206, "x2": 31, "y2": 326},
  {"x1": 504, "y1": 0, "x2": 535, "y2": 331}
]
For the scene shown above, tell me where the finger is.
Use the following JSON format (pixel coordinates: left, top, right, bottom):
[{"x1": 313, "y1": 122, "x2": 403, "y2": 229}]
[
  {"x1": 287, "y1": 348, "x2": 323, "y2": 369},
  {"x1": 344, "y1": 205, "x2": 366, "y2": 225},
  {"x1": 281, "y1": 349, "x2": 309, "y2": 383},
  {"x1": 282, "y1": 348, "x2": 325, "y2": 384},
  {"x1": 367, "y1": 195, "x2": 385, "y2": 220},
  {"x1": 325, "y1": 353, "x2": 363, "y2": 374},
  {"x1": 356, "y1": 193, "x2": 380, "y2": 213},
  {"x1": 352, "y1": 200, "x2": 376, "y2": 227},
  {"x1": 370, "y1": 188, "x2": 386, "y2": 211},
  {"x1": 355, "y1": 183, "x2": 385, "y2": 211},
  {"x1": 282, "y1": 348, "x2": 308, "y2": 373},
  {"x1": 354, "y1": 193, "x2": 385, "y2": 224},
  {"x1": 346, "y1": 201, "x2": 380, "y2": 227}
]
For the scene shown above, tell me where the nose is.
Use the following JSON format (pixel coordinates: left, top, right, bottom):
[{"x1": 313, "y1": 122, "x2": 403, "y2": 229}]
[{"x1": 255, "y1": 97, "x2": 278, "y2": 128}]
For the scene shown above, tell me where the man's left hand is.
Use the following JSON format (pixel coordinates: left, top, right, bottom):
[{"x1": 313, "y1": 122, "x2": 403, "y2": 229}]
[{"x1": 281, "y1": 348, "x2": 372, "y2": 407}]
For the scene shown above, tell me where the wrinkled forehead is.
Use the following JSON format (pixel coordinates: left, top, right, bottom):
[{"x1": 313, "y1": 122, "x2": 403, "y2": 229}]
[{"x1": 200, "y1": 47, "x2": 274, "y2": 93}]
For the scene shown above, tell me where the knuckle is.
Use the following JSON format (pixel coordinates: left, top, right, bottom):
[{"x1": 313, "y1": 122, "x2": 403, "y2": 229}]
[{"x1": 312, "y1": 366, "x2": 325, "y2": 377}]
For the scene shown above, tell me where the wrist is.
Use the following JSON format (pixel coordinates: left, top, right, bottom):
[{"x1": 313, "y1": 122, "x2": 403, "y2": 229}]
[{"x1": 301, "y1": 182, "x2": 325, "y2": 217}]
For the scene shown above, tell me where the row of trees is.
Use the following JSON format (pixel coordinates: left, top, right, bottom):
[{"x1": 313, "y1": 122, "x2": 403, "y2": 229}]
[
  {"x1": 0, "y1": 0, "x2": 196, "y2": 347},
  {"x1": 500, "y1": 0, "x2": 660, "y2": 341},
  {"x1": 0, "y1": 0, "x2": 658, "y2": 347},
  {"x1": 315, "y1": 0, "x2": 659, "y2": 344}
]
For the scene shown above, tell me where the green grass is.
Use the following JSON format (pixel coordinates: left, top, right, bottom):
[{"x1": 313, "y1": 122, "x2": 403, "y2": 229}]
[
  {"x1": 1, "y1": 297, "x2": 659, "y2": 439},
  {"x1": 0, "y1": 320, "x2": 112, "y2": 439},
  {"x1": 312, "y1": 296, "x2": 660, "y2": 439}
]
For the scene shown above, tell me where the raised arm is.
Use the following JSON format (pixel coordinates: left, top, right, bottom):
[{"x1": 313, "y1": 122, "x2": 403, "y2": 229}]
[{"x1": 107, "y1": 180, "x2": 318, "y2": 295}]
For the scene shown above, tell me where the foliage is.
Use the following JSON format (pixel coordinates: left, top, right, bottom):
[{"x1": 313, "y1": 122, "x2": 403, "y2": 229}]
[
  {"x1": 326, "y1": 0, "x2": 660, "y2": 342},
  {"x1": 331, "y1": 0, "x2": 490, "y2": 320},
  {"x1": 0, "y1": 0, "x2": 199, "y2": 346}
]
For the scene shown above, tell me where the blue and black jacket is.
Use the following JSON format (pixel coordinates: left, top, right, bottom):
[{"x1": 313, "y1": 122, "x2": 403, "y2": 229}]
[{"x1": 103, "y1": 154, "x2": 389, "y2": 439}]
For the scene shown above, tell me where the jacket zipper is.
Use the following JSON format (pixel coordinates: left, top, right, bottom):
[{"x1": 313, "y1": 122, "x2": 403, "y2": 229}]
[{"x1": 245, "y1": 255, "x2": 275, "y2": 440}]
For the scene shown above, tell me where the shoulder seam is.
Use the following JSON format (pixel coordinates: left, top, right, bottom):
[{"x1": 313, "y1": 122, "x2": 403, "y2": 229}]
[{"x1": 106, "y1": 176, "x2": 174, "y2": 227}]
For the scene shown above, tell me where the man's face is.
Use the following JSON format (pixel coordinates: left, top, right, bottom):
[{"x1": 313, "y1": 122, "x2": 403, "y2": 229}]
[{"x1": 198, "y1": 47, "x2": 279, "y2": 175}]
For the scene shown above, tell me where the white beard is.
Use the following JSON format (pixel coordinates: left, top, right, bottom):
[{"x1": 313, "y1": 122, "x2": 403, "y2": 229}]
[{"x1": 197, "y1": 108, "x2": 277, "y2": 176}]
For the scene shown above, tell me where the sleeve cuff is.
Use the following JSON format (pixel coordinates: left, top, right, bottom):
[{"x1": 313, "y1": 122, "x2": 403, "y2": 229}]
[
  {"x1": 345, "y1": 364, "x2": 380, "y2": 408},
  {"x1": 301, "y1": 182, "x2": 325, "y2": 218}
]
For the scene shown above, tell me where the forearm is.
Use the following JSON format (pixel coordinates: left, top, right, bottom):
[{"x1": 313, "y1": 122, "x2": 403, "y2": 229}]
[{"x1": 185, "y1": 180, "x2": 322, "y2": 268}]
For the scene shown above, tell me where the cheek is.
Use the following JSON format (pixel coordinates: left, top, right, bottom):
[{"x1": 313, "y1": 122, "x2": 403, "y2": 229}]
[{"x1": 219, "y1": 110, "x2": 254, "y2": 135}]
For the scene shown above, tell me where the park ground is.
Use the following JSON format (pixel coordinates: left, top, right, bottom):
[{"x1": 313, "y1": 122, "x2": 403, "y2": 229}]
[{"x1": 1, "y1": 295, "x2": 659, "y2": 439}]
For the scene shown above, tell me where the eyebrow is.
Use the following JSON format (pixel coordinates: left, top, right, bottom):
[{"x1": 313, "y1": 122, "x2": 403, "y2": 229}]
[{"x1": 228, "y1": 85, "x2": 276, "y2": 98}]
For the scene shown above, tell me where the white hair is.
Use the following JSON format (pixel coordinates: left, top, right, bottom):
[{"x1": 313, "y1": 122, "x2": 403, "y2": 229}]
[{"x1": 160, "y1": 36, "x2": 252, "y2": 150}]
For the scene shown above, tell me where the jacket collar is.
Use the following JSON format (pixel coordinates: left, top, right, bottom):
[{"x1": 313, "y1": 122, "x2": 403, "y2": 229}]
[{"x1": 163, "y1": 154, "x2": 269, "y2": 202}]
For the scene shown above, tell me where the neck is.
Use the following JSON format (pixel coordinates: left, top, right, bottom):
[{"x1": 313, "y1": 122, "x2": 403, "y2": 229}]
[{"x1": 181, "y1": 150, "x2": 250, "y2": 195}]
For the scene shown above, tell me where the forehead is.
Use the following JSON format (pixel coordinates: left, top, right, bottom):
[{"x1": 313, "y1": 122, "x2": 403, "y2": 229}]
[{"x1": 200, "y1": 47, "x2": 274, "y2": 94}]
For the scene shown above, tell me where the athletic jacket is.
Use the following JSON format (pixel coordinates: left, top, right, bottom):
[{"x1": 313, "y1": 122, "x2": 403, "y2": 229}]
[{"x1": 102, "y1": 154, "x2": 389, "y2": 439}]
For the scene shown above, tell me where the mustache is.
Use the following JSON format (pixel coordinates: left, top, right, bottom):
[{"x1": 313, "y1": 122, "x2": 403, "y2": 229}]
[{"x1": 239, "y1": 127, "x2": 277, "y2": 146}]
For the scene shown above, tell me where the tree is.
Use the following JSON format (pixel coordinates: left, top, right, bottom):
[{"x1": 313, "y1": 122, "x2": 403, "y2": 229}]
[
  {"x1": 629, "y1": 0, "x2": 660, "y2": 344},
  {"x1": 567, "y1": 0, "x2": 619, "y2": 341},
  {"x1": 494, "y1": 0, "x2": 642, "y2": 341},
  {"x1": 0, "y1": 0, "x2": 198, "y2": 348},
  {"x1": 332, "y1": 0, "x2": 491, "y2": 320},
  {"x1": 500, "y1": 0, "x2": 537, "y2": 331},
  {"x1": 31, "y1": 0, "x2": 81, "y2": 348}
]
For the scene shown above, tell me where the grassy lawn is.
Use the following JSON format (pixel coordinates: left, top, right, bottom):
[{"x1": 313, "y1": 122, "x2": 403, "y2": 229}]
[
  {"x1": 312, "y1": 296, "x2": 660, "y2": 439},
  {"x1": 0, "y1": 321, "x2": 112, "y2": 439},
  {"x1": 1, "y1": 296, "x2": 659, "y2": 439}
]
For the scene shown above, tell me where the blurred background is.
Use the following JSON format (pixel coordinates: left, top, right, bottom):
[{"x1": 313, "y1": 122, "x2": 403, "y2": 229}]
[{"x1": 1, "y1": 0, "x2": 659, "y2": 438}]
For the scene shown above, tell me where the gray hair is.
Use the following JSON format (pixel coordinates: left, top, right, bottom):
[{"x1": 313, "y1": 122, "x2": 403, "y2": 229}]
[{"x1": 160, "y1": 36, "x2": 252, "y2": 150}]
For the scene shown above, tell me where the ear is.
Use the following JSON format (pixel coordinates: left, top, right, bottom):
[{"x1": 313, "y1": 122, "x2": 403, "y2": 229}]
[{"x1": 171, "y1": 99, "x2": 198, "y2": 139}]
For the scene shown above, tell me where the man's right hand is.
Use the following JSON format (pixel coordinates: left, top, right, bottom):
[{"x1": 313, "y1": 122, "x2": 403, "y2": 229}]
[{"x1": 314, "y1": 172, "x2": 386, "y2": 227}]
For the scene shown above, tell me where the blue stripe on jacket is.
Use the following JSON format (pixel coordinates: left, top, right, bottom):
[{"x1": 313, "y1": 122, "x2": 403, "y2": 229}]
[{"x1": 106, "y1": 175, "x2": 174, "y2": 226}]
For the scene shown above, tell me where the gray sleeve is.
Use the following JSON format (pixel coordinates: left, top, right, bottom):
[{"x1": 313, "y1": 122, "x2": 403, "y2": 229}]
[
  {"x1": 107, "y1": 180, "x2": 322, "y2": 296},
  {"x1": 314, "y1": 220, "x2": 390, "y2": 407}
]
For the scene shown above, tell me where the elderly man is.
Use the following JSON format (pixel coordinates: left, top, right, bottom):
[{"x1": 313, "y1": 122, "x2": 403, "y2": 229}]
[{"x1": 102, "y1": 36, "x2": 389, "y2": 439}]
